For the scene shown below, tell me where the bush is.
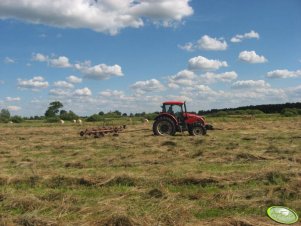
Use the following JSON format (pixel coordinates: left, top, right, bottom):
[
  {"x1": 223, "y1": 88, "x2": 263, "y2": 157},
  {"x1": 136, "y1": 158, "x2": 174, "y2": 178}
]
[
  {"x1": 45, "y1": 117, "x2": 61, "y2": 123},
  {"x1": 281, "y1": 108, "x2": 300, "y2": 117},
  {"x1": 246, "y1": 109, "x2": 264, "y2": 115},
  {"x1": 11, "y1": 115, "x2": 24, "y2": 123},
  {"x1": 86, "y1": 114, "x2": 103, "y2": 122},
  {"x1": 213, "y1": 111, "x2": 228, "y2": 117}
]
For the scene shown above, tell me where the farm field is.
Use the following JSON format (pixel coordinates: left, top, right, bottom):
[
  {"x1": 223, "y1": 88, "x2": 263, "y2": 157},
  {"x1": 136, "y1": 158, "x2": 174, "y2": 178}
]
[{"x1": 0, "y1": 116, "x2": 301, "y2": 226}]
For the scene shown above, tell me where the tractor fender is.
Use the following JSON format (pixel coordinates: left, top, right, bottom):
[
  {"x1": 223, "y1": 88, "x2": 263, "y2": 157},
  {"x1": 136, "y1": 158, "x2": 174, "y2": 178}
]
[{"x1": 154, "y1": 113, "x2": 178, "y2": 125}]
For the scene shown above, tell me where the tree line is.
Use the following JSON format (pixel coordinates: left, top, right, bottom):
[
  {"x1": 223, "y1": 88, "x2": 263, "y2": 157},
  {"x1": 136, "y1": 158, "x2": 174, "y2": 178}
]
[
  {"x1": 198, "y1": 102, "x2": 301, "y2": 116},
  {"x1": 1, "y1": 101, "x2": 301, "y2": 123}
]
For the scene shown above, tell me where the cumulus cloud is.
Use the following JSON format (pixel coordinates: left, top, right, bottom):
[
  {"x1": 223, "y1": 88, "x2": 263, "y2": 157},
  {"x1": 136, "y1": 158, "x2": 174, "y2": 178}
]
[
  {"x1": 231, "y1": 30, "x2": 259, "y2": 43},
  {"x1": 32, "y1": 53, "x2": 48, "y2": 62},
  {"x1": 202, "y1": 71, "x2": 238, "y2": 83},
  {"x1": 49, "y1": 89, "x2": 71, "y2": 97},
  {"x1": 4, "y1": 57, "x2": 15, "y2": 64},
  {"x1": 168, "y1": 69, "x2": 197, "y2": 88},
  {"x1": 266, "y1": 69, "x2": 301, "y2": 78},
  {"x1": 168, "y1": 69, "x2": 237, "y2": 88},
  {"x1": 179, "y1": 35, "x2": 227, "y2": 51},
  {"x1": 49, "y1": 56, "x2": 71, "y2": 68},
  {"x1": 67, "y1": 75, "x2": 82, "y2": 84},
  {"x1": 238, "y1": 51, "x2": 267, "y2": 64},
  {"x1": 188, "y1": 56, "x2": 228, "y2": 71},
  {"x1": 32, "y1": 53, "x2": 71, "y2": 68},
  {"x1": 18, "y1": 76, "x2": 49, "y2": 90},
  {"x1": 131, "y1": 79, "x2": 164, "y2": 93},
  {"x1": 178, "y1": 42, "x2": 194, "y2": 51},
  {"x1": 75, "y1": 62, "x2": 123, "y2": 80},
  {"x1": 74, "y1": 87, "x2": 92, "y2": 96},
  {"x1": 0, "y1": 0, "x2": 193, "y2": 35},
  {"x1": 197, "y1": 35, "x2": 227, "y2": 51},
  {"x1": 7, "y1": 106, "x2": 21, "y2": 111},
  {"x1": 5, "y1": 97, "x2": 21, "y2": 102},
  {"x1": 53, "y1": 81, "x2": 74, "y2": 89},
  {"x1": 232, "y1": 80, "x2": 270, "y2": 89},
  {"x1": 32, "y1": 53, "x2": 123, "y2": 80},
  {"x1": 100, "y1": 89, "x2": 124, "y2": 97}
]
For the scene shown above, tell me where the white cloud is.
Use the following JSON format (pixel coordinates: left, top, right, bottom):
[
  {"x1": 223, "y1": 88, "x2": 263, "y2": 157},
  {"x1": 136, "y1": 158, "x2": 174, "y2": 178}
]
[
  {"x1": 188, "y1": 56, "x2": 228, "y2": 71},
  {"x1": 53, "y1": 81, "x2": 74, "y2": 89},
  {"x1": 231, "y1": 30, "x2": 259, "y2": 43},
  {"x1": 266, "y1": 69, "x2": 301, "y2": 78},
  {"x1": 5, "y1": 97, "x2": 21, "y2": 102},
  {"x1": 232, "y1": 80, "x2": 270, "y2": 89},
  {"x1": 197, "y1": 35, "x2": 227, "y2": 51},
  {"x1": 168, "y1": 69, "x2": 237, "y2": 89},
  {"x1": 32, "y1": 53, "x2": 123, "y2": 81},
  {"x1": 67, "y1": 75, "x2": 82, "y2": 84},
  {"x1": 168, "y1": 69, "x2": 197, "y2": 88},
  {"x1": 178, "y1": 42, "x2": 194, "y2": 51},
  {"x1": 74, "y1": 87, "x2": 92, "y2": 96},
  {"x1": 49, "y1": 56, "x2": 71, "y2": 68},
  {"x1": 4, "y1": 57, "x2": 15, "y2": 64},
  {"x1": 131, "y1": 79, "x2": 164, "y2": 93},
  {"x1": 7, "y1": 106, "x2": 21, "y2": 112},
  {"x1": 33, "y1": 53, "x2": 71, "y2": 68},
  {"x1": 32, "y1": 53, "x2": 48, "y2": 62},
  {"x1": 49, "y1": 89, "x2": 71, "y2": 97},
  {"x1": 179, "y1": 35, "x2": 227, "y2": 52},
  {"x1": 75, "y1": 62, "x2": 123, "y2": 80},
  {"x1": 195, "y1": 85, "x2": 214, "y2": 93},
  {"x1": 18, "y1": 76, "x2": 49, "y2": 90},
  {"x1": 100, "y1": 89, "x2": 124, "y2": 97},
  {"x1": 0, "y1": 0, "x2": 193, "y2": 35},
  {"x1": 238, "y1": 50, "x2": 267, "y2": 63},
  {"x1": 202, "y1": 71, "x2": 238, "y2": 83}
]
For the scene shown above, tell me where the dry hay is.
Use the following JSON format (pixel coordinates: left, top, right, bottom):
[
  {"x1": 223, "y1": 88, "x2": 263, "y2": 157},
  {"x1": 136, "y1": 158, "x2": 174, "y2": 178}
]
[
  {"x1": 94, "y1": 215, "x2": 136, "y2": 226},
  {"x1": 235, "y1": 153, "x2": 267, "y2": 161},
  {"x1": 148, "y1": 188, "x2": 164, "y2": 198},
  {"x1": 170, "y1": 176, "x2": 219, "y2": 187},
  {"x1": 202, "y1": 217, "x2": 278, "y2": 226}
]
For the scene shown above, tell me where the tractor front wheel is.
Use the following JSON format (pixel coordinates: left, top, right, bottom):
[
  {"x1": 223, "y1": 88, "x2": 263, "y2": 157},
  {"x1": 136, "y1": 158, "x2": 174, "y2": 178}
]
[
  {"x1": 153, "y1": 117, "x2": 176, "y2": 136},
  {"x1": 189, "y1": 125, "x2": 206, "y2": 136}
]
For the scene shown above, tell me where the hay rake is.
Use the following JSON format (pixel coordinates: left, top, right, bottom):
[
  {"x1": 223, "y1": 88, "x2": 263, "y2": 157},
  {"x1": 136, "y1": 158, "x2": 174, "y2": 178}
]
[{"x1": 80, "y1": 125, "x2": 126, "y2": 138}]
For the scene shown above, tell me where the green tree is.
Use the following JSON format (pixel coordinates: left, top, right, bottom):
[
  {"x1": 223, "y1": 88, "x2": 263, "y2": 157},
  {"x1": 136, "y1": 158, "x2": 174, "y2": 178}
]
[
  {"x1": 60, "y1": 110, "x2": 79, "y2": 121},
  {"x1": 11, "y1": 115, "x2": 24, "y2": 123},
  {"x1": 0, "y1": 109, "x2": 11, "y2": 122},
  {"x1": 45, "y1": 101, "x2": 63, "y2": 117}
]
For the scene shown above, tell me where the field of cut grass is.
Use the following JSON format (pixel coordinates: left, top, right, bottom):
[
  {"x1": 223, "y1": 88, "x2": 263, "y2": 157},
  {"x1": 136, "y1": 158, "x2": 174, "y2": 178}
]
[{"x1": 0, "y1": 116, "x2": 301, "y2": 225}]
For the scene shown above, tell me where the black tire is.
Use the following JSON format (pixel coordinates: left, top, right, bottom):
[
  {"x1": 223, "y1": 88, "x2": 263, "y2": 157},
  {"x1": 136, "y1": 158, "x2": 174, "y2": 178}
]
[
  {"x1": 153, "y1": 117, "x2": 176, "y2": 136},
  {"x1": 188, "y1": 125, "x2": 206, "y2": 136}
]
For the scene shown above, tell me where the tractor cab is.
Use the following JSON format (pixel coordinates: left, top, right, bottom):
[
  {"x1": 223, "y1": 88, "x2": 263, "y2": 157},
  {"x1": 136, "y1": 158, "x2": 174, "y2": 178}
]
[
  {"x1": 161, "y1": 101, "x2": 186, "y2": 122},
  {"x1": 153, "y1": 101, "x2": 209, "y2": 136}
]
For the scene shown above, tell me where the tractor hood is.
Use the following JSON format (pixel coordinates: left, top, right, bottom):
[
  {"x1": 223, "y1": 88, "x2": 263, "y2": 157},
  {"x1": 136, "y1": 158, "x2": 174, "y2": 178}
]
[{"x1": 184, "y1": 113, "x2": 205, "y2": 122}]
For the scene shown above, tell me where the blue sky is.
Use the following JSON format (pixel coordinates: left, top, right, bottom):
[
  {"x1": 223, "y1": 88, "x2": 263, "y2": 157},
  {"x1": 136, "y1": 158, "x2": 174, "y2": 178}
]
[{"x1": 0, "y1": 0, "x2": 300, "y2": 116}]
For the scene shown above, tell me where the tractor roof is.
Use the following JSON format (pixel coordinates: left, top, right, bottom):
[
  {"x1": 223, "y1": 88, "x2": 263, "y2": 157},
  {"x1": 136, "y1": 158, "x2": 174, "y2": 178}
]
[{"x1": 163, "y1": 101, "x2": 184, "y2": 105}]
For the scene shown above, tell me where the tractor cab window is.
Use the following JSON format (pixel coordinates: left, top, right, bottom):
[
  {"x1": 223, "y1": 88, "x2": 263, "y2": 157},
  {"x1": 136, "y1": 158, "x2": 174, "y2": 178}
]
[
  {"x1": 163, "y1": 104, "x2": 183, "y2": 116},
  {"x1": 172, "y1": 105, "x2": 183, "y2": 115}
]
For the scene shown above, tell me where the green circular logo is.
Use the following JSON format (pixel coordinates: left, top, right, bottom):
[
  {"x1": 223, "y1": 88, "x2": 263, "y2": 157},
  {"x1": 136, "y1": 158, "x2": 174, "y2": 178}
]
[{"x1": 267, "y1": 206, "x2": 299, "y2": 224}]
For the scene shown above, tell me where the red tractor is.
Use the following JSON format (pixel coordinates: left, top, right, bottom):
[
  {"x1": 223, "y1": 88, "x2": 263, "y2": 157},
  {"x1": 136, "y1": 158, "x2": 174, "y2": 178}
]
[{"x1": 153, "y1": 101, "x2": 211, "y2": 136}]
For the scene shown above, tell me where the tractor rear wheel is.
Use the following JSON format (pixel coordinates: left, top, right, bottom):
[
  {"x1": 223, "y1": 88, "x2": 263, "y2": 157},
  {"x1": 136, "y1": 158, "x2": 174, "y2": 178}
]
[
  {"x1": 189, "y1": 125, "x2": 206, "y2": 136},
  {"x1": 153, "y1": 117, "x2": 176, "y2": 136}
]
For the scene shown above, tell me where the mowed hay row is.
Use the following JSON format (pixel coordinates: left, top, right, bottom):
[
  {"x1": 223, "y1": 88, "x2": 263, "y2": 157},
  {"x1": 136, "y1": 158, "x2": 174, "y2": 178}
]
[{"x1": 0, "y1": 117, "x2": 301, "y2": 225}]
